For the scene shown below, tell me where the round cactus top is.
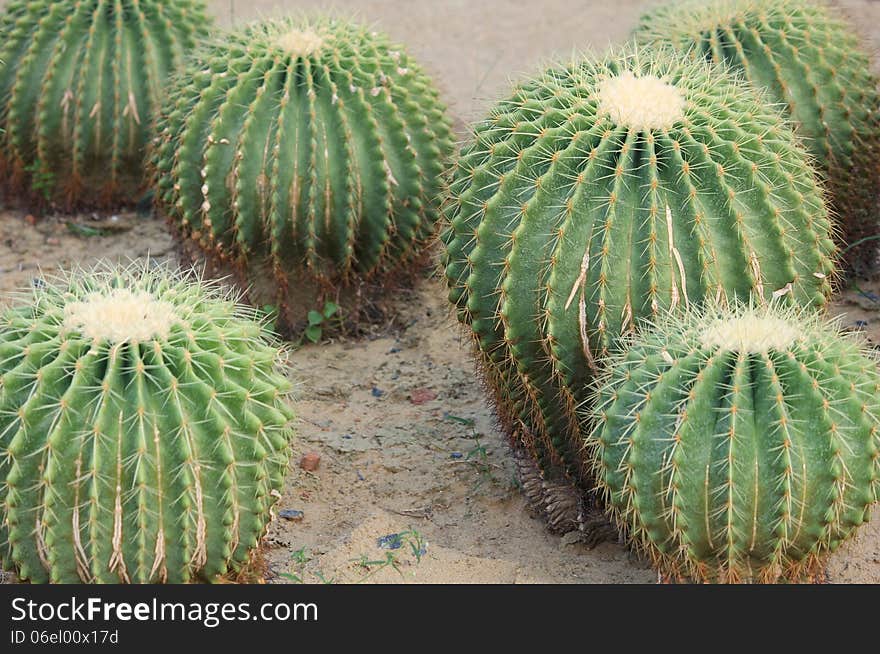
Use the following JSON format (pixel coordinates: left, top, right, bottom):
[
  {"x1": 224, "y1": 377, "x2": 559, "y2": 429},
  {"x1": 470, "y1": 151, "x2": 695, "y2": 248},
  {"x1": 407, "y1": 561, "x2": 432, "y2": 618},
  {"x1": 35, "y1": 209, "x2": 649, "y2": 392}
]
[
  {"x1": 597, "y1": 70, "x2": 685, "y2": 131},
  {"x1": 637, "y1": 0, "x2": 850, "y2": 50},
  {"x1": 2, "y1": 261, "x2": 275, "y2": 349},
  {"x1": 222, "y1": 16, "x2": 416, "y2": 70},
  {"x1": 698, "y1": 311, "x2": 801, "y2": 353},
  {"x1": 641, "y1": 0, "x2": 827, "y2": 33},
  {"x1": 275, "y1": 28, "x2": 326, "y2": 57},
  {"x1": 63, "y1": 289, "x2": 179, "y2": 343},
  {"x1": 620, "y1": 303, "x2": 867, "y2": 364}
]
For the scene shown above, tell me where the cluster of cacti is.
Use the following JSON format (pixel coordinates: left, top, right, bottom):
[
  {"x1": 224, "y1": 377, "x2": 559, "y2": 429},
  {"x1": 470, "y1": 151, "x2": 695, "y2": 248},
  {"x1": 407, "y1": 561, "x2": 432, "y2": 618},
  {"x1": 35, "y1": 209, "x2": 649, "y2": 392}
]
[
  {"x1": 0, "y1": 0, "x2": 878, "y2": 587},
  {"x1": 636, "y1": 0, "x2": 880, "y2": 273},
  {"x1": 589, "y1": 303, "x2": 880, "y2": 582},
  {"x1": 441, "y1": 45, "x2": 836, "y2": 498},
  {"x1": 0, "y1": 0, "x2": 212, "y2": 209},
  {"x1": 0, "y1": 262, "x2": 295, "y2": 583},
  {"x1": 153, "y1": 16, "x2": 454, "y2": 323}
]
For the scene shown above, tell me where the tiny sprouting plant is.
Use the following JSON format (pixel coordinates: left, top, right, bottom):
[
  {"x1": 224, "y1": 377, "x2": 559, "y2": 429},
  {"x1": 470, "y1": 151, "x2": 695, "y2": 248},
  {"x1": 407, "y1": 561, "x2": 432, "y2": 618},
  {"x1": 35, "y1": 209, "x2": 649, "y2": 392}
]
[
  {"x1": 304, "y1": 301, "x2": 341, "y2": 344},
  {"x1": 352, "y1": 529, "x2": 428, "y2": 582},
  {"x1": 353, "y1": 552, "x2": 404, "y2": 582},
  {"x1": 446, "y1": 414, "x2": 497, "y2": 490},
  {"x1": 466, "y1": 435, "x2": 493, "y2": 490},
  {"x1": 279, "y1": 547, "x2": 313, "y2": 584}
]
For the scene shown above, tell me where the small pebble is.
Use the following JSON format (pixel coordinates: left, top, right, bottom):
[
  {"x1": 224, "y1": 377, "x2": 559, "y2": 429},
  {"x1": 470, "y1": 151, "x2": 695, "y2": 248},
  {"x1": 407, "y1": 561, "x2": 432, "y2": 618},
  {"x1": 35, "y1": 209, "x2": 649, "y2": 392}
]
[
  {"x1": 279, "y1": 509, "x2": 304, "y2": 522},
  {"x1": 299, "y1": 452, "x2": 321, "y2": 472},
  {"x1": 409, "y1": 388, "x2": 437, "y2": 405}
]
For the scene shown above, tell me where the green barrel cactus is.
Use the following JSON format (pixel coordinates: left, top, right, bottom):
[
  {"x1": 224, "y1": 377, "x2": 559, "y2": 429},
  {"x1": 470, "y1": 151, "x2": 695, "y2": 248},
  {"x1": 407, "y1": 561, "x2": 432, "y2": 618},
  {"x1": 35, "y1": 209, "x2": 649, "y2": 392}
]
[
  {"x1": 636, "y1": 0, "x2": 880, "y2": 273},
  {"x1": 589, "y1": 303, "x2": 880, "y2": 582},
  {"x1": 153, "y1": 17, "x2": 454, "y2": 326},
  {"x1": 0, "y1": 261, "x2": 295, "y2": 583},
  {"x1": 440, "y1": 46, "x2": 836, "y2": 505},
  {"x1": 0, "y1": 0, "x2": 212, "y2": 209}
]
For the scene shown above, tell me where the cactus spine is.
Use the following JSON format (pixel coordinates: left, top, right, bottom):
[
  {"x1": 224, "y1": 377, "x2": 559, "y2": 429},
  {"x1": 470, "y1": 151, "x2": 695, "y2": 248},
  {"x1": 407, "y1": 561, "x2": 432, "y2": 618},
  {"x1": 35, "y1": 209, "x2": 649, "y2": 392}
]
[
  {"x1": 589, "y1": 304, "x2": 880, "y2": 582},
  {"x1": 441, "y1": 46, "x2": 836, "y2": 490},
  {"x1": 636, "y1": 0, "x2": 880, "y2": 272},
  {"x1": 153, "y1": 17, "x2": 454, "y2": 325},
  {"x1": 0, "y1": 262, "x2": 295, "y2": 583},
  {"x1": 0, "y1": 0, "x2": 212, "y2": 209}
]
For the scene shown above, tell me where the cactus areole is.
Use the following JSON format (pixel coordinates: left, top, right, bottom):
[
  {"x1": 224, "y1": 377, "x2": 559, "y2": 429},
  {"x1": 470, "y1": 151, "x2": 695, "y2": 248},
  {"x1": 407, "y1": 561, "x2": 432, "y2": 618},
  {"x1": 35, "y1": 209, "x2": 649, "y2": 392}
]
[
  {"x1": 440, "y1": 46, "x2": 836, "y2": 485},
  {"x1": 0, "y1": 262, "x2": 295, "y2": 583},
  {"x1": 636, "y1": 0, "x2": 880, "y2": 273},
  {"x1": 0, "y1": 0, "x2": 212, "y2": 209},
  {"x1": 152, "y1": 17, "x2": 454, "y2": 319},
  {"x1": 590, "y1": 304, "x2": 880, "y2": 582}
]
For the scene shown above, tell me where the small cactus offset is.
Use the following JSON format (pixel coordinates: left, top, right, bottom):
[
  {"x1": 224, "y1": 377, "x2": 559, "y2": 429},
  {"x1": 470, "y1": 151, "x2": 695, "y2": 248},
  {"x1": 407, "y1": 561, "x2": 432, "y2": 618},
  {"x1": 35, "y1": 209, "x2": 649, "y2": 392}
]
[
  {"x1": 441, "y1": 46, "x2": 835, "y2": 490},
  {"x1": 0, "y1": 0, "x2": 212, "y2": 209},
  {"x1": 589, "y1": 304, "x2": 880, "y2": 582},
  {"x1": 636, "y1": 0, "x2": 880, "y2": 273},
  {"x1": 0, "y1": 261, "x2": 296, "y2": 583},
  {"x1": 153, "y1": 17, "x2": 454, "y2": 326}
]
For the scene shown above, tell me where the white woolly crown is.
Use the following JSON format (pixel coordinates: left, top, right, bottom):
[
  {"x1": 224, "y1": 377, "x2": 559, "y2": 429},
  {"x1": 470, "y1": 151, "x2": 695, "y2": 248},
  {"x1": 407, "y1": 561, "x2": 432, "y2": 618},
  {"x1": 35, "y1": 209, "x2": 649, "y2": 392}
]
[
  {"x1": 699, "y1": 313, "x2": 801, "y2": 353},
  {"x1": 597, "y1": 71, "x2": 685, "y2": 131},
  {"x1": 275, "y1": 29, "x2": 325, "y2": 56},
  {"x1": 62, "y1": 288, "x2": 180, "y2": 343}
]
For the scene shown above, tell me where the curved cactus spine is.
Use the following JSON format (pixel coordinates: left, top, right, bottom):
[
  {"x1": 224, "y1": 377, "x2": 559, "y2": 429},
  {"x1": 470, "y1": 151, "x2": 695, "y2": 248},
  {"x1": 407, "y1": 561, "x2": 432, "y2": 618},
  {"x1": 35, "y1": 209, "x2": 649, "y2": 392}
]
[
  {"x1": 589, "y1": 303, "x2": 880, "y2": 582},
  {"x1": 0, "y1": 261, "x2": 295, "y2": 583},
  {"x1": 636, "y1": 0, "x2": 880, "y2": 273},
  {"x1": 153, "y1": 17, "x2": 454, "y2": 326},
  {"x1": 0, "y1": 0, "x2": 212, "y2": 209},
  {"x1": 440, "y1": 46, "x2": 836, "y2": 489}
]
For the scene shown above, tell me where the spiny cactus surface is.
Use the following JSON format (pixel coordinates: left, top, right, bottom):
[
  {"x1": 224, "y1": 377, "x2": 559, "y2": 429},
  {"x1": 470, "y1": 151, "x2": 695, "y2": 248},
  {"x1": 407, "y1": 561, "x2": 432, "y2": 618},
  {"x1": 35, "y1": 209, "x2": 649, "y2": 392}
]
[
  {"x1": 589, "y1": 304, "x2": 880, "y2": 582},
  {"x1": 0, "y1": 0, "x2": 212, "y2": 209},
  {"x1": 153, "y1": 17, "x2": 454, "y2": 323},
  {"x1": 441, "y1": 46, "x2": 836, "y2": 487},
  {"x1": 0, "y1": 261, "x2": 295, "y2": 583},
  {"x1": 636, "y1": 0, "x2": 880, "y2": 273}
]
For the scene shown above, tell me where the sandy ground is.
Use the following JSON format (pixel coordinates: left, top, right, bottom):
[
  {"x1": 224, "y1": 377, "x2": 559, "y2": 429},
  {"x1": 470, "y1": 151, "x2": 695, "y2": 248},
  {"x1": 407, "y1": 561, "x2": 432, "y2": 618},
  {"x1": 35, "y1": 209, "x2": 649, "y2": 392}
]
[{"x1": 1, "y1": 0, "x2": 880, "y2": 584}]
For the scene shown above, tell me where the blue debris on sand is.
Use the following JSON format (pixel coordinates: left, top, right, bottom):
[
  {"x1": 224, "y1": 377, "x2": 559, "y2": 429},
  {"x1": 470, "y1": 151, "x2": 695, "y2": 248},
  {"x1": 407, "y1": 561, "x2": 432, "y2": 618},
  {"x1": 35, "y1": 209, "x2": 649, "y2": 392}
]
[
  {"x1": 371, "y1": 386, "x2": 384, "y2": 398},
  {"x1": 279, "y1": 509, "x2": 304, "y2": 521},
  {"x1": 377, "y1": 532, "x2": 428, "y2": 557},
  {"x1": 377, "y1": 533, "x2": 405, "y2": 550}
]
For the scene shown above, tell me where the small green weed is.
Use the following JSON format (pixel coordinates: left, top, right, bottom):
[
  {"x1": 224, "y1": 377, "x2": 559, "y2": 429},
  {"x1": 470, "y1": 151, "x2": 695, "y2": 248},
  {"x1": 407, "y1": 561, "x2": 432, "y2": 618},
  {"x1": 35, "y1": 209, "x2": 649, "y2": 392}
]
[
  {"x1": 304, "y1": 300, "x2": 341, "y2": 344},
  {"x1": 279, "y1": 546, "x2": 335, "y2": 584},
  {"x1": 351, "y1": 529, "x2": 427, "y2": 583},
  {"x1": 445, "y1": 414, "x2": 496, "y2": 490}
]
